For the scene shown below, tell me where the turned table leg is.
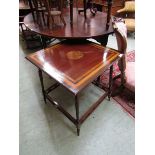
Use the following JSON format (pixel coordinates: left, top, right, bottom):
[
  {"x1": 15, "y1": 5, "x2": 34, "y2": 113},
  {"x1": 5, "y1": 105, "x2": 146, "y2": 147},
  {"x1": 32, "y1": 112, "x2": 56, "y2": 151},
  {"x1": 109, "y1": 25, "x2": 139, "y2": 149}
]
[
  {"x1": 108, "y1": 65, "x2": 113, "y2": 101},
  {"x1": 38, "y1": 69, "x2": 47, "y2": 104},
  {"x1": 75, "y1": 95, "x2": 80, "y2": 136}
]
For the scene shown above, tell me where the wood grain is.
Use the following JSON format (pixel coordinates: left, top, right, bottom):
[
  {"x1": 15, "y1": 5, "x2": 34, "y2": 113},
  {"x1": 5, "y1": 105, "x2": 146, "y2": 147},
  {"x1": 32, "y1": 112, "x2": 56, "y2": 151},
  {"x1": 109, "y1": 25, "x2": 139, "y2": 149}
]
[
  {"x1": 24, "y1": 8, "x2": 113, "y2": 39},
  {"x1": 26, "y1": 40, "x2": 122, "y2": 94}
]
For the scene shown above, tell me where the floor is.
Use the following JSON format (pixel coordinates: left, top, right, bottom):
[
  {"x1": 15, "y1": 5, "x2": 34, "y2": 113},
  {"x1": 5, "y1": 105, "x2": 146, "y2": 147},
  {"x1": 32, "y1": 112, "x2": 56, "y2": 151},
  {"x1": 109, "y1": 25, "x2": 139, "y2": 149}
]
[{"x1": 19, "y1": 34, "x2": 135, "y2": 155}]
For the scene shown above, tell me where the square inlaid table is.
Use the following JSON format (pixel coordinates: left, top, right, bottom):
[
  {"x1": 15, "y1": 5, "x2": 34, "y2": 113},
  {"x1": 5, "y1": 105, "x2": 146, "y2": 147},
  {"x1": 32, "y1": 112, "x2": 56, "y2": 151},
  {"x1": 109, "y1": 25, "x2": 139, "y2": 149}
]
[{"x1": 26, "y1": 40, "x2": 122, "y2": 136}]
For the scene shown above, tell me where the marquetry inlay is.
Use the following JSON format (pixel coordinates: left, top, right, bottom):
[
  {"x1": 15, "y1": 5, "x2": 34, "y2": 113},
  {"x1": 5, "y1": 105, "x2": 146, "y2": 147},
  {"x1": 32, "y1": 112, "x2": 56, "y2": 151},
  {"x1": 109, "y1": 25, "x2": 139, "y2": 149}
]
[{"x1": 66, "y1": 51, "x2": 84, "y2": 60}]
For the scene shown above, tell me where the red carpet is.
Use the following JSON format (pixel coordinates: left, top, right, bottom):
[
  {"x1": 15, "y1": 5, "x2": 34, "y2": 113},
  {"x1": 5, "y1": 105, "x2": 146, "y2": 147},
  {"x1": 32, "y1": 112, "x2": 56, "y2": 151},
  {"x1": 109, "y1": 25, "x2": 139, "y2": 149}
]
[
  {"x1": 112, "y1": 83, "x2": 135, "y2": 117},
  {"x1": 100, "y1": 51, "x2": 135, "y2": 117}
]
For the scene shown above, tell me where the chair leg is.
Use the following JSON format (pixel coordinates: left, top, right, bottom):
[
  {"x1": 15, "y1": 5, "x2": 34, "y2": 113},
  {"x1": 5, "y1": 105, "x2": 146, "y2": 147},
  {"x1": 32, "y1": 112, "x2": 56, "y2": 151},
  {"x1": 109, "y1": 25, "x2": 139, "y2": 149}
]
[
  {"x1": 95, "y1": 75, "x2": 101, "y2": 87},
  {"x1": 111, "y1": 72, "x2": 126, "y2": 97},
  {"x1": 41, "y1": 11, "x2": 46, "y2": 26},
  {"x1": 113, "y1": 74, "x2": 121, "y2": 81},
  {"x1": 120, "y1": 68, "x2": 126, "y2": 86},
  {"x1": 46, "y1": 15, "x2": 49, "y2": 27},
  {"x1": 46, "y1": 15, "x2": 52, "y2": 28},
  {"x1": 36, "y1": 12, "x2": 41, "y2": 25},
  {"x1": 50, "y1": 16, "x2": 55, "y2": 28},
  {"x1": 60, "y1": 15, "x2": 66, "y2": 25}
]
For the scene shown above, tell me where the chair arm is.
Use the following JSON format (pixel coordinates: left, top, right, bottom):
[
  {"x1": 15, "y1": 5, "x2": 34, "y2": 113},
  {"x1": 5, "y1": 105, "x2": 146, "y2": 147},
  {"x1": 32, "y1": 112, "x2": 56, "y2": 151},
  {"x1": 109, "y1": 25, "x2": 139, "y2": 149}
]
[
  {"x1": 117, "y1": 8, "x2": 126, "y2": 13},
  {"x1": 117, "y1": 1, "x2": 135, "y2": 14}
]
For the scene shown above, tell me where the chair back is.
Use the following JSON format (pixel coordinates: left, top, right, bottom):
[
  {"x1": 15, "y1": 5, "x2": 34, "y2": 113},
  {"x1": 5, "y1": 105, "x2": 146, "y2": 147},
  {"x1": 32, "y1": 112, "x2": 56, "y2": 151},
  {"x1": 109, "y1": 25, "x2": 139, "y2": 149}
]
[
  {"x1": 112, "y1": 20, "x2": 127, "y2": 75},
  {"x1": 30, "y1": 0, "x2": 46, "y2": 24},
  {"x1": 31, "y1": 0, "x2": 45, "y2": 10},
  {"x1": 113, "y1": 22, "x2": 127, "y2": 54},
  {"x1": 42, "y1": 0, "x2": 66, "y2": 27},
  {"x1": 43, "y1": 0, "x2": 64, "y2": 11}
]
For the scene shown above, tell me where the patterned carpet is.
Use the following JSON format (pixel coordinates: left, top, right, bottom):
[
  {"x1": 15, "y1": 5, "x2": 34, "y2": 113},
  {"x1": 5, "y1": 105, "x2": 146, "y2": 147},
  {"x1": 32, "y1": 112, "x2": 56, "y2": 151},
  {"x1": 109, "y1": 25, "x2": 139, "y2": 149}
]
[{"x1": 100, "y1": 51, "x2": 135, "y2": 117}]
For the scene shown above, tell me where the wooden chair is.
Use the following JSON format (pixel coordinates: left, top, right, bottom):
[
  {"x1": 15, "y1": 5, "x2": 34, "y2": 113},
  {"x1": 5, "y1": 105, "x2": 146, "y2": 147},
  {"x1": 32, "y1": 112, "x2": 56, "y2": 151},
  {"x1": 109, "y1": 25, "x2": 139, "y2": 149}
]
[
  {"x1": 99, "y1": 18, "x2": 135, "y2": 94},
  {"x1": 19, "y1": 22, "x2": 43, "y2": 49},
  {"x1": 115, "y1": 1, "x2": 135, "y2": 34},
  {"x1": 43, "y1": 0, "x2": 66, "y2": 27},
  {"x1": 19, "y1": 22, "x2": 55, "y2": 49},
  {"x1": 78, "y1": 0, "x2": 97, "y2": 16},
  {"x1": 31, "y1": 0, "x2": 46, "y2": 25},
  {"x1": 112, "y1": 19, "x2": 135, "y2": 93},
  {"x1": 113, "y1": 20, "x2": 127, "y2": 85}
]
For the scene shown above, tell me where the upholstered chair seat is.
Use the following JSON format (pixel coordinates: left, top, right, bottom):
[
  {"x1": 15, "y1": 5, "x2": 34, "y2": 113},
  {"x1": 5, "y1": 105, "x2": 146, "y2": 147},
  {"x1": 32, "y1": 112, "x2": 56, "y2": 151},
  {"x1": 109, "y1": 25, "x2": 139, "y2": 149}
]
[
  {"x1": 125, "y1": 62, "x2": 135, "y2": 92},
  {"x1": 45, "y1": 10, "x2": 61, "y2": 16},
  {"x1": 116, "y1": 1, "x2": 135, "y2": 33},
  {"x1": 124, "y1": 19, "x2": 135, "y2": 32}
]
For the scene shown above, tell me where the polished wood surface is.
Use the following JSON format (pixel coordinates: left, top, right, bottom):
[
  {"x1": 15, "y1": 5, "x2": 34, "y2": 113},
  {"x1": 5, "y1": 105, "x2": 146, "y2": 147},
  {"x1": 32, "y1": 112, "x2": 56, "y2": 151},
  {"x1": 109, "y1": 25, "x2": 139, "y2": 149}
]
[
  {"x1": 26, "y1": 39, "x2": 122, "y2": 135},
  {"x1": 26, "y1": 41, "x2": 121, "y2": 94},
  {"x1": 24, "y1": 8, "x2": 113, "y2": 39}
]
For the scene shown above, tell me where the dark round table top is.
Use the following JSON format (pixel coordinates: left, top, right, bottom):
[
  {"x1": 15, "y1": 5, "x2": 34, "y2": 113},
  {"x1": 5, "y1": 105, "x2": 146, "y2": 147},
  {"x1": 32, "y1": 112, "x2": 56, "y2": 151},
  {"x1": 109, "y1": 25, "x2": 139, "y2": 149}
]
[{"x1": 24, "y1": 8, "x2": 113, "y2": 39}]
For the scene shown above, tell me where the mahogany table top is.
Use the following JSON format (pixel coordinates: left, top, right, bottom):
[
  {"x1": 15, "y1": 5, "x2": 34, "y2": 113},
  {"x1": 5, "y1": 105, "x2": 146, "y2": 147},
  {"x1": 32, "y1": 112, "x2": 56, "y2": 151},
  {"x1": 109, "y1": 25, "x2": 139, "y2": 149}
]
[
  {"x1": 26, "y1": 41, "x2": 121, "y2": 94},
  {"x1": 24, "y1": 8, "x2": 113, "y2": 39}
]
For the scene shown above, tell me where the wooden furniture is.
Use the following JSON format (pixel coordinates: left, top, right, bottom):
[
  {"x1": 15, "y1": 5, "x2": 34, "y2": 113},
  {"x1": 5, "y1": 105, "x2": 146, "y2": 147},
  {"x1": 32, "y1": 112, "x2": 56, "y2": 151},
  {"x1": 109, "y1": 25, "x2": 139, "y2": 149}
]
[
  {"x1": 19, "y1": 21, "x2": 55, "y2": 49},
  {"x1": 26, "y1": 0, "x2": 113, "y2": 28},
  {"x1": 26, "y1": 40, "x2": 122, "y2": 135},
  {"x1": 24, "y1": 8, "x2": 113, "y2": 46},
  {"x1": 43, "y1": 0, "x2": 66, "y2": 27},
  {"x1": 77, "y1": 0, "x2": 113, "y2": 28},
  {"x1": 113, "y1": 21, "x2": 127, "y2": 86},
  {"x1": 30, "y1": 0, "x2": 46, "y2": 25},
  {"x1": 19, "y1": 22, "x2": 43, "y2": 49},
  {"x1": 19, "y1": 0, "x2": 44, "y2": 49},
  {"x1": 69, "y1": 0, "x2": 87, "y2": 24},
  {"x1": 78, "y1": 0, "x2": 98, "y2": 17},
  {"x1": 99, "y1": 18, "x2": 135, "y2": 95},
  {"x1": 113, "y1": 19, "x2": 135, "y2": 92},
  {"x1": 81, "y1": 0, "x2": 125, "y2": 15},
  {"x1": 115, "y1": 1, "x2": 135, "y2": 33}
]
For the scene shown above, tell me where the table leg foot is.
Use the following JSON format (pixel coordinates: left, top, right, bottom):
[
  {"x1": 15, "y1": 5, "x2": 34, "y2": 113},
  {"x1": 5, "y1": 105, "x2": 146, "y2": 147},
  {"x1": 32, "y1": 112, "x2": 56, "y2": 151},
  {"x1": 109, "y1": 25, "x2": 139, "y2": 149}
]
[
  {"x1": 43, "y1": 95, "x2": 47, "y2": 104},
  {"x1": 77, "y1": 126, "x2": 80, "y2": 136},
  {"x1": 95, "y1": 75, "x2": 100, "y2": 86}
]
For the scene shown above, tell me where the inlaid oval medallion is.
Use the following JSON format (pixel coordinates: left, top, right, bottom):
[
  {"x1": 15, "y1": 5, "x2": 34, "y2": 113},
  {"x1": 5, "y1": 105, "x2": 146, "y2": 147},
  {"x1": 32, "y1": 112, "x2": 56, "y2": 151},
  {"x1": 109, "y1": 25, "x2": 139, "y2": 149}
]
[{"x1": 67, "y1": 51, "x2": 84, "y2": 60}]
